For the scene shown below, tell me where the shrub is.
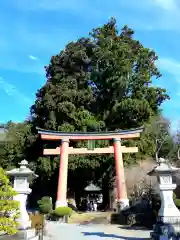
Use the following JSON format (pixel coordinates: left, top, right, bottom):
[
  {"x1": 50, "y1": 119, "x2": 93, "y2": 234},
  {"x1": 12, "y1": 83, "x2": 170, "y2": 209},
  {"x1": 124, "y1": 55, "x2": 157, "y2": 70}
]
[
  {"x1": 37, "y1": 196, "x2": 52, "y2": 215},
  {"x1": 39, "y1": 204, "x2": 52, "y2": 214},
  {"x1": 0, "y1": 168, "x2": 19, "y2": 235},
  {"x1": 53, "y1": 207, "x2": 72, "y2": 217},
  {"x1": 175, "y1": 199, "x2": 180, "y2": 208},
  {"x1": 173, "y1": 193, "x2": 180, "y2": 208}
]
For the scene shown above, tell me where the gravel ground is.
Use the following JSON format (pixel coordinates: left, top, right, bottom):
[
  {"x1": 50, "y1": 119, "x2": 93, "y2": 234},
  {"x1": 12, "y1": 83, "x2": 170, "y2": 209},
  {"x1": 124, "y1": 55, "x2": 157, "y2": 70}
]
[{"x1": 43, "y1": 222, "x2": 151, "y2": 240}]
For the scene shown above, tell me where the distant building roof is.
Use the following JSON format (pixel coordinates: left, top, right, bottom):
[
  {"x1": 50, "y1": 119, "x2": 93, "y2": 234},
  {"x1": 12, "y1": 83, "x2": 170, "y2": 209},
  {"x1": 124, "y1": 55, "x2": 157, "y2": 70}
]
[{"x1": 84, "y1": 183, "x2": 101, "y2": 191}]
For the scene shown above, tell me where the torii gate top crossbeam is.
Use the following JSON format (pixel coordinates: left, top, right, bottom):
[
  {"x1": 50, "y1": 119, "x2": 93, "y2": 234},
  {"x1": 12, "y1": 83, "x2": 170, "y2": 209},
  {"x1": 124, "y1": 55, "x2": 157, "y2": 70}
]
[{"x1": 37, "y1": 127, "x2": 143, "y2": 141}]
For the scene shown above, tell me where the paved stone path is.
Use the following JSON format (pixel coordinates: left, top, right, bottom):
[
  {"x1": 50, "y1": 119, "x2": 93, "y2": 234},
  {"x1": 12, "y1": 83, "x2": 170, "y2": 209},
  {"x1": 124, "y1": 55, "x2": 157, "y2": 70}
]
[{"x1": 43, "y1": 222, "x2": 151, "y2": 240}]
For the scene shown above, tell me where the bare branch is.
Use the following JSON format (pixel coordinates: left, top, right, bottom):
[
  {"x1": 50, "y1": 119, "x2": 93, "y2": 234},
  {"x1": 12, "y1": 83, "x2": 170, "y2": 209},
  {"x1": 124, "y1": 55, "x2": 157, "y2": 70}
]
[
  {"x1": 178, "y1": 148, "x2": 180, "y2": 160},
  {"x1": 155, "y1": 133, "x2": 168, "y2": 163}
]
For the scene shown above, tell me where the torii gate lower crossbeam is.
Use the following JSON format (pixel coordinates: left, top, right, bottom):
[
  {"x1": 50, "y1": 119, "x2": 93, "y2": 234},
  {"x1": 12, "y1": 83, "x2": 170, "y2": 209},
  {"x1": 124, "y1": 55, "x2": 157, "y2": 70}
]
[{"x1": 37, "y1": 127, "x2": 143, "y2": 211}]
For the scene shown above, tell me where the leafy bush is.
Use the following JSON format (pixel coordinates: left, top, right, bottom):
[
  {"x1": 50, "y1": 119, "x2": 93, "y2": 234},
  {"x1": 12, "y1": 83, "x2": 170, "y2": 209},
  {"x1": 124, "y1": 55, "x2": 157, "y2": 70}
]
[
  {"x1": 37, "y1": 196, "x2": 52, "y2": 215},
  {"x1": 0, "y1": 168, "x2": 19, "y2": 235},
  {"x1": 173, "y1": 193, "x2": 180, "y2": 208},
  {"x1": 175, "y1": 199, "x2": 180, "y2": 208},
  {"x1": 53, "y1": 207, "x2": 72, "y2": 217},
  {"x1": 39, "y1": 204, "x2": 52, "y2": 214}
]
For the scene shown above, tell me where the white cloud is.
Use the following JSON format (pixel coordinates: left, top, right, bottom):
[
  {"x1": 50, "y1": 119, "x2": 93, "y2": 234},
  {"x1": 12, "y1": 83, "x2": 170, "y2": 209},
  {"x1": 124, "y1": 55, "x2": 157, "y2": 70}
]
[
  {"x1": 147, "y1": 0, "x2": 180, "y2": 30},
  {"x1": 0, "y1": 17, "x2": 73, "y2": 74},
  {"x1": 7, "y1": 0, "x2": 180, "y2": 32},
  {"x1": 0, "y1": 77, "x2": 32, "y2": 104},
  {"x1": 0, "y1": 0, "x2": 179, "y2": 80},
  {"x1": 0, "y1": 56, "x2": 44, "y2": 75},
  {"x1": 153, "y1": 0, "x2": 177, "y2": 11},
  {"x1": 122, "y1": 0, "x2": 180, "y2": 31},
  {"x1": 157, "y1": 58, "x2": 180, "y2": 82},
  {"x1": 28, "y1": 55, "x2": 38, "y2": 61}
]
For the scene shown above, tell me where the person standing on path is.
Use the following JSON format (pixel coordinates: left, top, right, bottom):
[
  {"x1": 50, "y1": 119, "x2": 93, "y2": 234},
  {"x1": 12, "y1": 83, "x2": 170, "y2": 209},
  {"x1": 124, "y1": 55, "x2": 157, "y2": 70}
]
[{"x1": 93, "y1": 201, "x2": 97, "y2": 211}]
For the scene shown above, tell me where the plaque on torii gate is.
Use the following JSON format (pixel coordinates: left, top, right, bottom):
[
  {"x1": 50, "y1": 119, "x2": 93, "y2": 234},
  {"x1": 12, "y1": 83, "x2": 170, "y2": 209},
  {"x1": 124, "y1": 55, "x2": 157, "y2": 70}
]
[{"x1": 37, "y1": 127, "x2": 143, "y2": 211}]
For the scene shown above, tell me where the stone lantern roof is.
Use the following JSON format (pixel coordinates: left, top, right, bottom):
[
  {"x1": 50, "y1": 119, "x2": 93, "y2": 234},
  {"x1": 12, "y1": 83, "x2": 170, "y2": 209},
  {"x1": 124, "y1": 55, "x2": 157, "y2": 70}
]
[
  {"x1": 7, "y1": 159, "x2": 38, "y2": 181},
  {"x1": 148, "y1": 158, "x2": 179, "y2": 177}
]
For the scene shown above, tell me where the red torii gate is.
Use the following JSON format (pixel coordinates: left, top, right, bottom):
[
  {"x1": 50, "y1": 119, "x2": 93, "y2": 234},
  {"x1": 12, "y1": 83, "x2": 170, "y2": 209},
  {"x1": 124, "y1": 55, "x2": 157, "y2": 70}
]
[{"x1": 37, "y1": 127, "x2": 143, "y2": 211}]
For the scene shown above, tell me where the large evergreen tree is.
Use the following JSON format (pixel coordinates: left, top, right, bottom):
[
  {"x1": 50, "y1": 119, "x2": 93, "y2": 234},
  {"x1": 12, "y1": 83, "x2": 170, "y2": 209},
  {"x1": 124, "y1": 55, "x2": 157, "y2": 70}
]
[
  {"x1": 31, "y1": 19, "x2": 169, "y2": 131},
  {"x1": 2, "y1": 18, "x2": 171, "y2": 206}
]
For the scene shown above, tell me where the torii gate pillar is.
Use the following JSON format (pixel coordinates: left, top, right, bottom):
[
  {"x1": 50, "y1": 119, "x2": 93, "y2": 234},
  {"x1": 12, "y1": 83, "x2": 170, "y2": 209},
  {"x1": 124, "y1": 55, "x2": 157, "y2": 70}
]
[
  {"x1": 56, "y1": 139, "x2": 69, "y2": 207},
  {"x1": 114, "y1": 138, "x2": 129, "y2": 210}
]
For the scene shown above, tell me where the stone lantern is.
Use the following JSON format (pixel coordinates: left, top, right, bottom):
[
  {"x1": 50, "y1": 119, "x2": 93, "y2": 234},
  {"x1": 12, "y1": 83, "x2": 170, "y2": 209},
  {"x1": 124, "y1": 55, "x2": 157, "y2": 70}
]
[
  {"x1": 148, "y1": 157, "x2": 180, "y2": 239},
  {"x1": 7, "y1": 160, "x2": 38, "y2": 230}
]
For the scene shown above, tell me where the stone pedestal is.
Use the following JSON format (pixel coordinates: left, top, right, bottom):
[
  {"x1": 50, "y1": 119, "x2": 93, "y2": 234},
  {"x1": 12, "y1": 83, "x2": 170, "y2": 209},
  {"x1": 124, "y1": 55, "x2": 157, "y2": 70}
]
[
  {"x1": 116, "y1": 199, "x2": 129, "y2": 212},
  {"x1": 9, "y1": 229, "x2": 38, "y2": 240},
  {"x1": 149, "y1": 158, "x2": 180, "y2": 239},
  {"x1": 13, "y1": 190, "x2": 32, "y2": 229},
  {"x1": 0, "y1": 226, "x2": 38, "y2": 240}
]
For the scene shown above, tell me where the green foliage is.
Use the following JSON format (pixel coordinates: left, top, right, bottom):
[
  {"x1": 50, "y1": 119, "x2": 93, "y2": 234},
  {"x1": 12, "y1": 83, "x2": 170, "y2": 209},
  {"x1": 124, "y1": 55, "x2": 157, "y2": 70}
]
[
  {"x1": 53, "y1": 207, "x2": 73, "y2": 217},
  {"x1": 1, "y1": 18, "x2": 173, "y2": 206},
  {"x1": 29, "y1": 18, "x2": 170, "y2": 173},
  {"x1": 31, "y1": 18, "x2": 169, "y2": 133},
  {"x1": 173, "y1": 193, "x2": 180, "y2": 208},
  {"x1": 2, "y1": 121, "x2": 38, "y2": 170},
  {"x1": 37, "y1": 196, "x2": 53, "y2": 214},
  {"x1": 0, "y1": 168, "x2": 19, "y2": 235},
  {"x1": 174, "y1": 199, "x2": 180, "y2": 208},
  {"x1": 0, "y1": 126, "x2": 6, "y2": 166}
]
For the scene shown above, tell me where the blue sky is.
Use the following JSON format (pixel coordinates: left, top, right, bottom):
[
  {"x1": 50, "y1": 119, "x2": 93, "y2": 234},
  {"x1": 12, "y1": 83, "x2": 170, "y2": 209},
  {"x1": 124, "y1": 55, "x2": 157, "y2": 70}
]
[{"x1": 0, "y1": 0, "x2": 180, "y2": 131}]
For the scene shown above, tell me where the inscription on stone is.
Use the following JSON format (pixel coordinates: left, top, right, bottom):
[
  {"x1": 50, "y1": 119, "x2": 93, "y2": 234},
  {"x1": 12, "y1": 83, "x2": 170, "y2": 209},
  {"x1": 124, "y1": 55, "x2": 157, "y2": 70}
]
[
  {"x1": 15, "y1": 177, "x2": 26, "y2": 189},
  {"x1": 160, "y1": 175, "x2": 171, "y2": 184},
  {"x1": 158, "y1": 216, "x2": 180, "y2": 224}
]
